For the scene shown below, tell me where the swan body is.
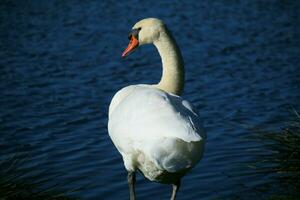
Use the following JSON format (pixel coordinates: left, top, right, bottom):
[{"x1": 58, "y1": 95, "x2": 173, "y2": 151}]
[
  {"x1": 109, "y1": 84, "x2": 205, "y2": 183},
  {"x1": 108, "y1": 18, "x2": 206, "y2": 200}
]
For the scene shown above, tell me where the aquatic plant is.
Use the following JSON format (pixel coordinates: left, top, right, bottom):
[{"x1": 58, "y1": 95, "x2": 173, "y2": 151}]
[
  {"x1": 0, "y1": 154, "x2": 78, "y2": 200},
  {"x1": 249, "y1": 110, "x2": 300, "y2": 198}
]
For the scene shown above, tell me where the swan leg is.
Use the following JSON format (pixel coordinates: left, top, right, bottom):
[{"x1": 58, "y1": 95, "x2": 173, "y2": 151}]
[
  {"x1": 127, "y1": 171, "x2": 136, "y2": 200},
  {"x1": 170, "y1": 180, "x2": 181, "y2": 200}
]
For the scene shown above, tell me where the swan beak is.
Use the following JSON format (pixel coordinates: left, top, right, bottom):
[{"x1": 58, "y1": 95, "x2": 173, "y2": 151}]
[{"x1": 122, "y1": 36, "x2": 139, "y2": 58}]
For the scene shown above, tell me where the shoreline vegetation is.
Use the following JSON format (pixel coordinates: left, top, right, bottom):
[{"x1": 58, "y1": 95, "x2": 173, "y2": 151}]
[
  {"x1": 0, "y1": 155, "x2": 77, "y2": 200},
  {"x1": 249, "y1": 110, "x2": 300, "y2": 200}
]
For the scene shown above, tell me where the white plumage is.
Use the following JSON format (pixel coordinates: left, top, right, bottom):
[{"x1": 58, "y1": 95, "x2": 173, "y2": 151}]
[{"x1": 109, "y1": 85, "x2": 205, "y2": 182}]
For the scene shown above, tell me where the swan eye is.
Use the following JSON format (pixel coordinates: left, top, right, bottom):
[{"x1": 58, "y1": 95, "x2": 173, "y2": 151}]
[{"x1": 128, "y1": 28, "x2": 141, "y2": 40}]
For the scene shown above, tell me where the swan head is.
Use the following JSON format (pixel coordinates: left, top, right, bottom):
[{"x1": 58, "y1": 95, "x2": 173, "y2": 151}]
[{"x1": 122, "y1": 18, "x2": 166, "y2": 58}]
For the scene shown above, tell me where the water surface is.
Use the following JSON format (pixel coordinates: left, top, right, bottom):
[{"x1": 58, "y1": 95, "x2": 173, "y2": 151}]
[{"x1": 0, "y1": 0, "x2": 299, "y2": 199}]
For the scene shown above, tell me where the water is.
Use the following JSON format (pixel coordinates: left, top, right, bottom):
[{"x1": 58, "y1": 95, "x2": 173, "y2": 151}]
[{"x1": 0, "y1": 0, "x2": 299, "y2": 199}]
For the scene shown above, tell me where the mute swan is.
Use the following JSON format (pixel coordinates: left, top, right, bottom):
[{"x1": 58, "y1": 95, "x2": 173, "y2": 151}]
[{"x1": 108, "y1": 18, "x2": 206, "y2": 200}]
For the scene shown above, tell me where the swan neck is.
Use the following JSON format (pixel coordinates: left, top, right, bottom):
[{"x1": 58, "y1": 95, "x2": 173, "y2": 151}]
[{"x1": 154, "y1": 30, "x2": 184, "y2": 95}]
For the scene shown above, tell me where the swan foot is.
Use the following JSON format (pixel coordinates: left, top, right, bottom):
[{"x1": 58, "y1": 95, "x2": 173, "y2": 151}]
[
  {"x1": 170, "y1": 180, "x2": 181, "y2": 200},
  {"x1": 128, "y1": 171, "x2": 136, "y2": 200}
]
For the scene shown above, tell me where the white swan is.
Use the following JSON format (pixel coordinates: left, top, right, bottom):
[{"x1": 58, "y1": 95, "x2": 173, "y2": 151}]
[{"x1": 108, "y1": 18, "x2": 206, "y2": 200}]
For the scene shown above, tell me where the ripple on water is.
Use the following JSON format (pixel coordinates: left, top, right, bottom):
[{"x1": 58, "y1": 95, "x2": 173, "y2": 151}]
[{"x1": 1, "y1": 0, "x2": 300, "y2": 199}]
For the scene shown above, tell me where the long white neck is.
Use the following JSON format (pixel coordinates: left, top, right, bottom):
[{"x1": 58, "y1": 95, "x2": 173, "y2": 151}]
[{"x1": 153, "y1": 29, "x2": 184, "y2": 96}]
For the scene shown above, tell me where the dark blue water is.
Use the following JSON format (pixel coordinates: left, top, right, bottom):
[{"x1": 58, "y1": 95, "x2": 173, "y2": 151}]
[{"x1": 1, "y1": 0, "x2": 299, "y2": 199}]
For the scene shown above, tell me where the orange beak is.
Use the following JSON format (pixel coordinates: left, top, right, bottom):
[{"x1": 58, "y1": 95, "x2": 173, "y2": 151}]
[{"x1": 122, "y1": 35, "x2": 139, "y2": 58}]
